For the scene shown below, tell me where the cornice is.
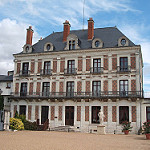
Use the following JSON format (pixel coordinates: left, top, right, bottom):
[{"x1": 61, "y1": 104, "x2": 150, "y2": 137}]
[{"x1": 13, "y1": 45, "x2": 141, "y2": 58}]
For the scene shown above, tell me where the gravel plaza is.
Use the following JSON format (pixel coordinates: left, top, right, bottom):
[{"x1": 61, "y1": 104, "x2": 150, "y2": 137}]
[{"x1": 0, "y1": 131, "x2": 149, "y2": 150}]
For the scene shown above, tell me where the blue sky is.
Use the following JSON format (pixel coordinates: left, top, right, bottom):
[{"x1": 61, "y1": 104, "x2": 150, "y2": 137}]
[{"x1": 0, "y1": 0, "x2": 150, "y2": 92}]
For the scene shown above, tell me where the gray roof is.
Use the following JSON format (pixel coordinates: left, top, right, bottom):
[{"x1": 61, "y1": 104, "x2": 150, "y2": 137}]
[
  {"x1": 19, "y1": 27, "x2": 136, "y2": 54},
  {"x1": 0, "y1": 75, "x2": 13, "y2": 82}
]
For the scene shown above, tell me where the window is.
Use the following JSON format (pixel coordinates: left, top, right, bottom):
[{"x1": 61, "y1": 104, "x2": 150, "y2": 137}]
[
  {"x1": 121, "y1": 39, "x2": 126, "y2": 46},
  {"x1": 120, "y1": 57, "x2": 128, "y2": 71},
  {"x1": 42, "y1": 82, "x2": 50, "y2": 96},
  {"x1": 119, "y1": 80, "x2": 128, "y2": 96},
  {"x1": 43, "y1": 61, "x2": 51, "y2": 75},
  {"x1": 6, "y1": 82, "x2": 11, "y2": 88},
  {"x1": 119, "y1": 106, "x2": 129, "y2": 124},
  {"x1": 93, "y1": 59, "x2": 101, "y2": 73},
  {"x1": 20, "y1": 83, "x2": 27, "y2": 96},
  {"x1": 67, "y1": 60, "x2": 75, "y2": 74},
  {"x1": 92, "y1": 106, "x2": 101, "y2": 123},
  {"x1": 146, "y1": 107, "x2": 150, "y2": 122},
  {"x1": 46, "y1": 44, "x2": 51, "y2": 50},
  {"x1": 22, "y1": 62, "x2": 29, "y2": 75},
  {"x1": 95, "y1": 41, "x2": 100, "y2": 47},
  {"x1": 92, "y1": 81, "x2": 101, "y2": 97},
  {"x1": 69, "y1": 40, "x2": 75, "y2": 50},
  {"x1": 66, "y1": 81, "x2": 74, "y2": 97},
  {"x1": 19, "y1": 105, "x2": 26, "y2": 116}
]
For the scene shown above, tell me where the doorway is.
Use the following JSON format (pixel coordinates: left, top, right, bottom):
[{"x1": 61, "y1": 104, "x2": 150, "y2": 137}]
[
  {"x1": 41, "y1": 106, "x2": 49, "y2": 124},
  {"x1": 65, "y1": 106, "x2": 74, "y2": 126}
]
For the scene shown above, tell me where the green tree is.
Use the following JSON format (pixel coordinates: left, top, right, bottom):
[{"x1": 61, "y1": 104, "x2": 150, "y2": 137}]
[{"x1": 0, "y1": 95, "x2": 4, "y2": 110}]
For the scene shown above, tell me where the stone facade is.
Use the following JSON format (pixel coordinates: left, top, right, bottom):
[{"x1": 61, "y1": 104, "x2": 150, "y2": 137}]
[{"x1": 9, "y1": 19, "x2": 145, "y2": 134}]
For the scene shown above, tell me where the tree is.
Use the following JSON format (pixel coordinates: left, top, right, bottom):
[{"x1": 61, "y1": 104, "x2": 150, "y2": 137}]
[{"x1": 0, "y1": 95, "x2": 4, "y2": 110}]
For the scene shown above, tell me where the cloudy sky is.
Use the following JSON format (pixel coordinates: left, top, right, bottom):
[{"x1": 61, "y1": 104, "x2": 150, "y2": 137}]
[{"x1": 0, "y1": 0, "x2": 150, "y2": 91}]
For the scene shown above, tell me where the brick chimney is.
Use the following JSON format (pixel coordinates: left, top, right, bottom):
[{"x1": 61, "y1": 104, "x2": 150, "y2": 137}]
[
  {"x1": 88, "y1": 18, "x2": 94, "y2": 40},
  {"x1": 26, "y1": 26, "x2": 34, "y2": 45},
  {"x1": 63, "y1": 20, "x2": 70, "y2": 42}
]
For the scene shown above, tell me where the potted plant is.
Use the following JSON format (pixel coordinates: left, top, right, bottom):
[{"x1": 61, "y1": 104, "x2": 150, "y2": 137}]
[
  {"x1": 143, "y1": 122, "x2": 150, "y2": 140},
  {"x1": 122, "y1": 121, "x2": 133, "y2": 135}
]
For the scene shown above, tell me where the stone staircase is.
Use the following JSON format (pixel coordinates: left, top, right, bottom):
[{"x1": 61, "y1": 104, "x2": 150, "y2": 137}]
[{"x1": 50, "y1": 125, "x2": 75, "y2": 132}]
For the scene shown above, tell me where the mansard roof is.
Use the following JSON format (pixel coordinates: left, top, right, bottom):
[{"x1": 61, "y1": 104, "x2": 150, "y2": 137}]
[{"x1": 31, "y1": 27, "x2": 135, "y2": 53}]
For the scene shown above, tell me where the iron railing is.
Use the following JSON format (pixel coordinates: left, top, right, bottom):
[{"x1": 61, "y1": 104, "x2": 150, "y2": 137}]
[
  {"x1": 64, "y1": 68, "x2": 77, "y2": 75},
  {"x1": 90, "y1": 67, "x2": 103, "y2": 74},
  {"x1": 11, "y1": 91, "x2": 143, "y2": 98},
  {"x1": 117, "y1": 66, "x2": 131, "y2": 73},
  {"x1": 19, "y1": 70, "x2": 30, "y2": 76},
  {"x1": 40, "y1": 69, "x2": 52, "y2": 76}
]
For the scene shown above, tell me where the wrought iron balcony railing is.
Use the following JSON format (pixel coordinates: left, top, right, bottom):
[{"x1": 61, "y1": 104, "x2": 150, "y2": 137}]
[
  {"x1": 90, "y1": 67, "x2": 103, "y2": 74},
  {"x1": 40, "y1": 69, "x2": 52, "y2": 76},
  {"x1": 11, "y1": 91, "x2": 143, "y2": 99},
  {"x1": 117, "y1": 66, "x2": 131, "y2": 73},
  {"x1": 19, "y1": 70, "x2": 30, "y2": 76},
  {"x1": 64, "y1": 68, "x2": 77, "y2": 75}
]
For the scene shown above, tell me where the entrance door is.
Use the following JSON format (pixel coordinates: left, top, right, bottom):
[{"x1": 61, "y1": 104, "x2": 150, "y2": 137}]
[
  {"x1": 65, "y1": 106, "x2": 74, "y2": 126},
  {"x1": 41, "y1": 106, "x2": 49, "y2": 124},
  {"x1": 92, "y1": 106, "x2": 101, "y2": 123}
]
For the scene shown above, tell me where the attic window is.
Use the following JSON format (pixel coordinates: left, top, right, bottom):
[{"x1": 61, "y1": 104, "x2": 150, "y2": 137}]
[
  {"x1": 95, "y1": 41, "x2": 100, "y2": 47},
  {"x1": 26, "y1": 46, "x2": 29, "y2": 52},
  {"x1": 121, "y1": 39, "x2": 126, "y2": 46},
  {"x1": 69, "y1": 40, "x2": 75, "y2": 50},
  {"x1": 47, "y1": 44, "x2": 51, "y2": 50},
  {"x1": 64, "y1": 34, "x2": 80, "y2": 50},
  {"x1": 44, "y1": 42, "x2": 53, "y2": 51},
  {"x1": 118, "y1": 36, "x2": 129, "y2": 47},
  {"x1": 92, "y1": 38, "x2": 103, "y2": 48}
]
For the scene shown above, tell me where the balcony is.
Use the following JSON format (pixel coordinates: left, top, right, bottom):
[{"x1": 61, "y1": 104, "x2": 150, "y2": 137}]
[
  {"x1": 11, "y1": 91, "x2": 143, "y2": 99},
  {"x1": 64, "y1": 68, "x2": 77, "y2": 75},
  {"x1": 40, "y1": 69, "x2": 52, "y2": 76},
  {"x1": 19, "y1": 70, "x2": 30, "y2": 76},
  {"x1": 117, "y1": 66, "x2": 131, "y2": 73},
  {"x1": 90, "y1": 67, "x2": 103, "y2": 74}
]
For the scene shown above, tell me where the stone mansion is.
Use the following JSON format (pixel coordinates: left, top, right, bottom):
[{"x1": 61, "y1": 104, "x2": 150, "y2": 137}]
[{"x1": 8, "y1": 18, "x2": 146, "y2": 133}]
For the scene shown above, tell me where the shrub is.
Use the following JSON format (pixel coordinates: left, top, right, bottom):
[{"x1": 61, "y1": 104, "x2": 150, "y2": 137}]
[
  {"x1": 24, "y1": 120, "x2": 37, "y2": 130},
  {"x1": 10, "y1": 118, "x2": 24, "y2": 130},
  {"x1": 122, "y1": 121, "x2": 133, "y2": 132},
  {"x1": 143, "y1": 122, "x2": 150, "y2": 134}
]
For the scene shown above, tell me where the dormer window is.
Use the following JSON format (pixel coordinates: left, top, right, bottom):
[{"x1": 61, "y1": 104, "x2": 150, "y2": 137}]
[
  {"x1": 121, "y1": 39, "x2": 126, "y2": 46},
  {"x1": 23, "y1": 44, "x2": 32, "y2": 53},
  {"x1": 92, "y1": 38, "x2": 103, "y2": 48},
  {"x1": 46, "y1": 44, "x2": 51, "y2": 50},
  {"x1": 64, "y1": 34, "x2": 80, "y2": 50},
  {"x1": 44, "y1": 42, "x2": 53, "y2": 51},
  {"x1": 118, "y1": 36, "x2": 129, "y2": 47},
  {"x1": 95, "y1": 40, "x2": 100, "y2": 47},
  {"x1": 69, "y1": 40, "x2": 75, "y2": 50},
  {"x1": 25, "y1": 46, "x2": 29, "y2": 52}
]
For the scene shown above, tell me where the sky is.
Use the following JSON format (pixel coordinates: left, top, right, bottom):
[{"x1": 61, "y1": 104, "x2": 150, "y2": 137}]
[{"x1": 0, "y1": 0, "x2": 150, "y2": 92}]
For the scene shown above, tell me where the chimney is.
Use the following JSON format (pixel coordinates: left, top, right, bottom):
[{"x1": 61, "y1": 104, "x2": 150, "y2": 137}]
[
  {"x1": 26, "y1": 26, "x2": 34, "y2": 45},
  {"x1": 63, "y1": 20, "x2": 70, "y2": 42},
  {"x1": 88, "y1": 18, "x2": 94, "y2": 40}
]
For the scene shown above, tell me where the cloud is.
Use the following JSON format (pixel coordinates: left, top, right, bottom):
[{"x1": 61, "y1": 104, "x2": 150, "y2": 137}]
[
  {"x1": 0, "y1": 18, "x2": 40, "y2": 74},
  {"x1": 0, "y1": 0, "x2": 139, "y2": 30}
]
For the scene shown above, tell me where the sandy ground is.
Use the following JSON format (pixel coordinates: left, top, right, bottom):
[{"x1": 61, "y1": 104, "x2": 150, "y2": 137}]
[{"x1": 0, "y1": 131, "x2": 149, "y2": 150}]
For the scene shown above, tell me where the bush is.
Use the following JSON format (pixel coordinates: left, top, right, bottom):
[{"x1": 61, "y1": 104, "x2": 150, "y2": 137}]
[
  {"x1": 122, "y1": 121, "x2": 133, "y2": 132},
  {"x1": 14, "y1": 114, "x2": 37, "y2": 130},
  {"x1": 143, "y1": 122, "x2": 150, "y2": 134},
  {"x1": 10, "y1": 118, "x2": 24, "y2": 130},
  {"x1": 24, "y1": 120, "x2": 37, "y2": 130}
]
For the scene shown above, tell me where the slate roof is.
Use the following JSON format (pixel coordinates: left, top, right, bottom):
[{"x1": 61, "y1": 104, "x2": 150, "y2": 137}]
[
  {"x1": 0, "y1": 75, "x2": 13, "y2": 82},
  {"x1": 31, "y1": 27, "x2": 136, "y2": 54}
]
